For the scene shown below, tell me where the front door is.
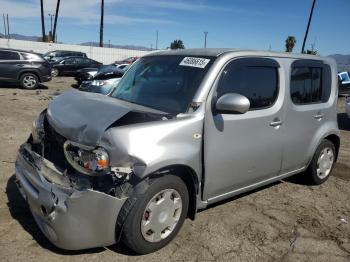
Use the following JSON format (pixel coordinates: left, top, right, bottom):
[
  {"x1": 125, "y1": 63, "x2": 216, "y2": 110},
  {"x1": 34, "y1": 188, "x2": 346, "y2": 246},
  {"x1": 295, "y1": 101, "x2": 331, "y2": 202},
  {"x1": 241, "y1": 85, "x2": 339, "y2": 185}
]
[{"x1": 203, "y1": 57, "x2": 285, "y2": 200}]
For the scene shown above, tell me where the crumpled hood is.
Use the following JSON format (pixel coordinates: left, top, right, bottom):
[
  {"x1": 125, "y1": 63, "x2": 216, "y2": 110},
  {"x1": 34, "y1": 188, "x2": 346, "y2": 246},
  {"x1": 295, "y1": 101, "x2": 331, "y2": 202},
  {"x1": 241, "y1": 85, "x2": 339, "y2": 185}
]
[{"x1": 47, "y1": 89, "x2": 130, "y2": 146}]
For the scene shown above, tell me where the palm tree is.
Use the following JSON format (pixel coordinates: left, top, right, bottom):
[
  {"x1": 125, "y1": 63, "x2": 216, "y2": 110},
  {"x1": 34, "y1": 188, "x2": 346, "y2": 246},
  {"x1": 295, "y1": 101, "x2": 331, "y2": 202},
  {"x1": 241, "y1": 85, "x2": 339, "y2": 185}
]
[
  {"x1": 170, "y1": 40, "x2": 185, "y2": 49},
  {"x1": 52, "y1": 0, "x2": 61, "y2": 43},
  {"x1": 40, "y1": 0, "x2": 46, "y2": 42},
  {"x1": 99, "y1": 0, "x2": 104, "y2": 47},
  {"x1": 285, "y1": 36, "x2": 296, "y2": 53}
]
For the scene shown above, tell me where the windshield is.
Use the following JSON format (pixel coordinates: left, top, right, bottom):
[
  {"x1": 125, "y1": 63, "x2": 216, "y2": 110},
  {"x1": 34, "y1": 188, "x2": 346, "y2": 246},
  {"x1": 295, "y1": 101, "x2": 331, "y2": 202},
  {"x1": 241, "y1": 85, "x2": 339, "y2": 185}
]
[{"x1": 110, "y1": 55, "x2": 215, "y2": 114}]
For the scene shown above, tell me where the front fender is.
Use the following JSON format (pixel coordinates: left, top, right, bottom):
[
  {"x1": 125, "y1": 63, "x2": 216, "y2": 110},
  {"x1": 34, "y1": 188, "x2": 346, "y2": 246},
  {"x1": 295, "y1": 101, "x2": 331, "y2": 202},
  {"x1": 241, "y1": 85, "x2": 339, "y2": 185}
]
[{"x1": 100, "y1": 113, "x2": 204, "y2": 181}]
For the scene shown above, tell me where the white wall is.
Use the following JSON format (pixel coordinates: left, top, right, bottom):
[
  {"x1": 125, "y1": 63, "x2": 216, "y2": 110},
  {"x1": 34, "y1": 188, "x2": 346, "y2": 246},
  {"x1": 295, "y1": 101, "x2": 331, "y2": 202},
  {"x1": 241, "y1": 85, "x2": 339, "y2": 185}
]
[{"x1": 0, "y1": 38, "x2": 152, "y2": 64}]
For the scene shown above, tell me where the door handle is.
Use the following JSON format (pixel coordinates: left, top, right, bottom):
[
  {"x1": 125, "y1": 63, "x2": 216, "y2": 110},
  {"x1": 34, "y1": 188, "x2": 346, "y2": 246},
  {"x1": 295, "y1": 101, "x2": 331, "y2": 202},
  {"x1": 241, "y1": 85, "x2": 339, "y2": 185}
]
[
  {"x1": 16, "y1": 64, "x2": 25, "y2": 67},
  {"x1": 269, "y1": 118, "x2": 283, "y2": 127},
  {"x1": 314, "y1": 113, "x2": 324, "y2": 120}
]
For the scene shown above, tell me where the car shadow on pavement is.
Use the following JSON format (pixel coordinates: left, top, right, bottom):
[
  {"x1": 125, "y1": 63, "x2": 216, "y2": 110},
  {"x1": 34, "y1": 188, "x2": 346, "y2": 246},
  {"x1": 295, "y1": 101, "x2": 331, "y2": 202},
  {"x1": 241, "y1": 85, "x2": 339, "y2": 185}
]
[
  {"x1": 0, "y1": 81, "x2": 48, "y2": 90},
  {"x1": 338, "y1": 113, "x2": 350, "y2": 131},
  {"x1": 5, "y1": 175, "x2": 107, "y2": 256}
]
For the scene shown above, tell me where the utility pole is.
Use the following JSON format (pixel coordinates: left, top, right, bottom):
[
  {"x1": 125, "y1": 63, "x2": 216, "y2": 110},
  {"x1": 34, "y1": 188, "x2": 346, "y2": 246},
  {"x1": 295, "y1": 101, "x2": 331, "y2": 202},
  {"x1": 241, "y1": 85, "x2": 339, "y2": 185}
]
[
  {"x1": 99, "y1": 0, "x2": 104, "y2": 47},
  {"x1": 40, "y1": 0, "x2": 46, "y2": 42},
  {"x1": 6, "y1": 14, "x2": 10, "y2": 39},
  {"x1": 3, "y1": 14, "x2": 7, "y2": 38},
  {"x1": 156, "y1": 30, "x2": 158, "y2": 50},
  {"x1": 53, "y1": 0, "x2": 61, "y2": 43},
  {"x1": 108, "y1": 40, "x2": 111, "y2": 48},
  {"x1": 204, "y1": 32, "x2": 208, "y2": 48},
  {"x1": 48, "y1": 13, "x2": 54, "y2": 41},
  {"x1": 301, "y1": 0, "x2": 316, "y2": 54}
]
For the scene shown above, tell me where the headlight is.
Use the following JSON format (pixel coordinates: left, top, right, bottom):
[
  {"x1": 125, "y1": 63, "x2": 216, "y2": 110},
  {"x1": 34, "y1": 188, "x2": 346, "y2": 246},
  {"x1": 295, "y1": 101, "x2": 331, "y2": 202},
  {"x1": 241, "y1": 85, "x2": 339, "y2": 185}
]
[
  {"x1": 31, "y1": 110, "x2": 46, "y2": 143},
  {"x1": 91, "y1": 80, "x2": 107, "y2": 86},
  {"x1": 64, "y1": 141, "x2": 109, "y2": 175}
]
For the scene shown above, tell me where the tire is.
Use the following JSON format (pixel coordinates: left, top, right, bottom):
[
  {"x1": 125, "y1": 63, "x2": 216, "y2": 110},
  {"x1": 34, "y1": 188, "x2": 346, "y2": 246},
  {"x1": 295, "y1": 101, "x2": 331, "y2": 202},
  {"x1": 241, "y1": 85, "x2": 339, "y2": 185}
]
[
  {"x1": 20, "y1": 73, "x2": 39, "y2": 90},
  {"x1": 121, "y1": 175, "x2": 189, "y2": 254},
  {"x1": 307, "y1": 139, "x2": 336, "y2": 185},
  {"x1": 51, "y1": 68, "x2": 59, "y2": 77}
]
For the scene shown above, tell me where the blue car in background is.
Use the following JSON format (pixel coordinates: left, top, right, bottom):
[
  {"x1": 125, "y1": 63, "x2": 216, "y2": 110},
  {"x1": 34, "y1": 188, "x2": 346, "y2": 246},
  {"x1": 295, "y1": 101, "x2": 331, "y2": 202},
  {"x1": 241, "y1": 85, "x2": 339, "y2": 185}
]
[{"x1": 338, "y1": 71, "x2": 350, "y2": 95}]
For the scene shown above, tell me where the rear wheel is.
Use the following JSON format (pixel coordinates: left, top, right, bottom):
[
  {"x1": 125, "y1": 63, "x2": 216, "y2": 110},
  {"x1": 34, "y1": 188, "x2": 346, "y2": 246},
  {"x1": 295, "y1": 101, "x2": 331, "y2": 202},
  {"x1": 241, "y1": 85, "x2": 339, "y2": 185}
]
[
  {"x1": 20, "y1": 73, "x2": 39, "y2": 90},
  {"x1": 121, "y1": 175, "x2": 189, "y2": 254},
  {"x1": 307, "y1": 139, "x2": 336, "y2": 185},
  {"x1": 51, "y1": 68, "x2": 59, "y2": 77}
]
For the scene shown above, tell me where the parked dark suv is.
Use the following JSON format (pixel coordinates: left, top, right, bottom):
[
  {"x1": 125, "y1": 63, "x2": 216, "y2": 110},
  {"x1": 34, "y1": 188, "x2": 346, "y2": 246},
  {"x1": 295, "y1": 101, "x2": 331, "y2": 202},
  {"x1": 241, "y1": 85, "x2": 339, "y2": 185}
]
[
  {"x1": 51, "y1": 57, "x2": 102, "y2": 77},
  {"x1": 44, "y1": 50, "x2": 87, "y2": 63},
  {"x1": 0, "y1": 48, "x2": 52, "y2": 89}
]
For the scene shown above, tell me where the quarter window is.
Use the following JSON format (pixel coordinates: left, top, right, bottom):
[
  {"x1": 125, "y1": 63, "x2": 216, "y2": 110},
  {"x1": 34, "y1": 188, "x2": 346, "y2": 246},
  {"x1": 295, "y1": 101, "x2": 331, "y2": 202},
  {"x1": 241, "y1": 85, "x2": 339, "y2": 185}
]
[
  {"x1": 291, "y1": 64, "x2": 331, "y2": 104},
  {"x1": 0, "y1": 51, "x2": 20, "y2": 60},
  {"x1": 217, "y1": 59, "x2": 279, "y2": 110}
]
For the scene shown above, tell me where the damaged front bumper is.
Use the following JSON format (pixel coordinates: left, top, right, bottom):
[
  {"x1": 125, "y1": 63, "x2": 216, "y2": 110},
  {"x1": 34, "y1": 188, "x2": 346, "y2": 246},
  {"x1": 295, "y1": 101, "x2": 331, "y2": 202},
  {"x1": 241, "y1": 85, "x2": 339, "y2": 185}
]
[{"x1": 15, "y1": 143, "x2": 127, "y2": 250}]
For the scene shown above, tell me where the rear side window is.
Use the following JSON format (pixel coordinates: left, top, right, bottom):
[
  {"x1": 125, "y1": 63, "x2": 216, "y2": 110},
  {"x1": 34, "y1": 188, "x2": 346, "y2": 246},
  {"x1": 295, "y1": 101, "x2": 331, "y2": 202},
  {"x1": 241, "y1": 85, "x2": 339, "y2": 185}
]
[
  {"x1": 291, "y1": 61, "x2": 331, "y2": 104},
  {"x1": 217, "y1": 58, "x2": 279, "y2": 110},
  {"x1": 0, "y1": 51, "x2": 20, "y2": 60}
]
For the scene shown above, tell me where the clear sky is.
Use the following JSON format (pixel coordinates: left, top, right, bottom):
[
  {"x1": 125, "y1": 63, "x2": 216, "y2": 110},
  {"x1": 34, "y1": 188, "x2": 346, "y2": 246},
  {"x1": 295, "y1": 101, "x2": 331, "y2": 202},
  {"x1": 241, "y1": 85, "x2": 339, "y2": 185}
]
[{"x1": 0, "y1": 0, "x2": 347, "y2": 55}]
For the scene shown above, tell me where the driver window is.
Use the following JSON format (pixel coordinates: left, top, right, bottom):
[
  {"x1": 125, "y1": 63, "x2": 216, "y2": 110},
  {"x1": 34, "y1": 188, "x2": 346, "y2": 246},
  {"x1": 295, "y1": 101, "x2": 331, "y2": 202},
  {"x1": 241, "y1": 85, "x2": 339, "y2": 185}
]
[{"x1": 216, "y1": 58, "x2": 279, "y2": 110}]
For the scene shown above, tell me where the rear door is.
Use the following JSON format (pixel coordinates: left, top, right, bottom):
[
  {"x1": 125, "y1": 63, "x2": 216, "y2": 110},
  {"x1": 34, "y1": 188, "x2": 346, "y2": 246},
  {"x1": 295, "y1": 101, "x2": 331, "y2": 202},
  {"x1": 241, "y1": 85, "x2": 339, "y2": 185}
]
[
  {"x1": 0, "y1": 50, "x2": 22, "y2": 80},
  {"x1": 281, "y1": 60, "x2": 332, "y2": 173},
  {"x1": 203, "y1": 57, "x2": 285, "y2": 200},
  {"x1": 60, "y1": 58, "x2": 77, "y2": 75},
  {"x1": 75, "y1": 58, "x2": 92, "y2": 70}
]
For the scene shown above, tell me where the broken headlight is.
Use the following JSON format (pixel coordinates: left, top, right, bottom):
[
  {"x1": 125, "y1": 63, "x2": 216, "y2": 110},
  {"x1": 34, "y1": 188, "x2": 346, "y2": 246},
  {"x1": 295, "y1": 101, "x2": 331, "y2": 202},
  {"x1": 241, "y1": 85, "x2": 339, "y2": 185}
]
[
  {"x1": 31, "y1": 110, "x2": 46, "y2": 143},
  {"x1": 64, "y1": 141, "x2": 109, "y2": 175}
]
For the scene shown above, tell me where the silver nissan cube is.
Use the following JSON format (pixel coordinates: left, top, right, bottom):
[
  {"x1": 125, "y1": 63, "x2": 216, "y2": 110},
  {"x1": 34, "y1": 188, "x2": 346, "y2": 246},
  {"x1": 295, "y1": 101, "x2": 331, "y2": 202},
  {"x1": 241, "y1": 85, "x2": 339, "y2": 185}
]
[{"x1": 15, "y1": 49, "x2": 340, "y2": 254}]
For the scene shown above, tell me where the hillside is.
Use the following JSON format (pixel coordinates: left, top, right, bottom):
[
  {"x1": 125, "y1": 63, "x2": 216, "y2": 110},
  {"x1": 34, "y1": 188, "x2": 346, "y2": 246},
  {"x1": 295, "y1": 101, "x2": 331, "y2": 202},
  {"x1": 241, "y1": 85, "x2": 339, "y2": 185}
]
[{"x1": 328, "y1": 54, "x2": 350, "y2": 72}]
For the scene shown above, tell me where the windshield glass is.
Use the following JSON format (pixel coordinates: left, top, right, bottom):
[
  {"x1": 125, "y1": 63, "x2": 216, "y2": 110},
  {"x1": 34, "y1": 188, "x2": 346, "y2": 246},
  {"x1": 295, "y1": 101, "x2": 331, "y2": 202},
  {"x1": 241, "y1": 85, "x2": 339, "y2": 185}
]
[{"x1": 110, "y1": 55, "x2": 215, "y2": 114}]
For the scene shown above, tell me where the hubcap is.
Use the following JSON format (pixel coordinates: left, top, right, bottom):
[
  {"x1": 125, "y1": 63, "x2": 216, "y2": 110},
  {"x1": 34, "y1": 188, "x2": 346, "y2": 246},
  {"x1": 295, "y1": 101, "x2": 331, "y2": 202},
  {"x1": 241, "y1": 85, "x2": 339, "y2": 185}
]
[
  {"x1": 23, "y1": 75, "x2": 37, "y2": 88},
  {"x1": 316, "y1": 147, "x2": 334, "y2": 179},
  {"x1": 141, "y1": 189, "x2": 182, "y2": 243},
  {"x1": 51, "y1": 69, "x2": 58, "y2": 77}
]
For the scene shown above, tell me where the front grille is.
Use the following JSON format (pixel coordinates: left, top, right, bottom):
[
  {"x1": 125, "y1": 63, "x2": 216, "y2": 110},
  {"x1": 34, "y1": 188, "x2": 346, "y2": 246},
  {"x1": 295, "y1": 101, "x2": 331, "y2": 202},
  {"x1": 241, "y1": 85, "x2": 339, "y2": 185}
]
[{"x1": 43, "y1": 122, "x2": 67, "y2": 170}]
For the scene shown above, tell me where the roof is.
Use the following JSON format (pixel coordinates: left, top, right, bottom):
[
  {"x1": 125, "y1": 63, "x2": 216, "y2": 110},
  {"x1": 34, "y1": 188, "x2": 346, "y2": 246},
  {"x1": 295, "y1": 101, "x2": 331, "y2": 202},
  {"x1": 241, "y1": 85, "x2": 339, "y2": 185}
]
[
  {"x1": 146, "y1": 48, "x2": 333, "y2": 62},
  {"x1": 0, "y1": 47, "x2": 39, "y2": 54}
]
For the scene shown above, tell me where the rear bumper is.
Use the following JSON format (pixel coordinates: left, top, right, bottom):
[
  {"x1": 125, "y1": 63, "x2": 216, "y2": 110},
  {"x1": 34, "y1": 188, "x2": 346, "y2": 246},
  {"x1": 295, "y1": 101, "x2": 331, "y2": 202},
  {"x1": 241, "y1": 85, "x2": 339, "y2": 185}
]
[{"x1": 15, "y1": 144, "x2": 127, "y2": 250}]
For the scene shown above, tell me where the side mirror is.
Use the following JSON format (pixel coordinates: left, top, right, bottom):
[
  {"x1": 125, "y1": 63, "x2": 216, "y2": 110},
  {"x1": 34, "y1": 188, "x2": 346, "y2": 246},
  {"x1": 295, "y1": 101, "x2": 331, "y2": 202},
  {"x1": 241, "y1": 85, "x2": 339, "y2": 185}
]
[{"x1": 215, "y1": 93, "x2": 250, "y2": 114}]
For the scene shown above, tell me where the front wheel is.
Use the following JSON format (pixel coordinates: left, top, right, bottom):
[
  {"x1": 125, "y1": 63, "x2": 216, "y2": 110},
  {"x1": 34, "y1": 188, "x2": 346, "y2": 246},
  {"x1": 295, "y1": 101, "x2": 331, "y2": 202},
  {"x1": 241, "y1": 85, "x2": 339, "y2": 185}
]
[
  {"x1": 307, "y1": 139, "x2": 336, "y2": 185},
  {"x1": 121, "y1": 175, "x2": 189, "y2": 254}
]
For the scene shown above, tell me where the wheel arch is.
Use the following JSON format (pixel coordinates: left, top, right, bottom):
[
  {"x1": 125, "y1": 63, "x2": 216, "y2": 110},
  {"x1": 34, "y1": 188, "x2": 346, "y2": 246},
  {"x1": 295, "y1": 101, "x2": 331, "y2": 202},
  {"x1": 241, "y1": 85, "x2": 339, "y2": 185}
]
[
  {"x1": 146, "y1": 164, "x2": 200, "y2": 221},
  {"x1": 18, "y1": 70, "x2": 41, "y2": 82},
  {"x1": 324, "y1": 134, "x2": 340, "y2": 161}
]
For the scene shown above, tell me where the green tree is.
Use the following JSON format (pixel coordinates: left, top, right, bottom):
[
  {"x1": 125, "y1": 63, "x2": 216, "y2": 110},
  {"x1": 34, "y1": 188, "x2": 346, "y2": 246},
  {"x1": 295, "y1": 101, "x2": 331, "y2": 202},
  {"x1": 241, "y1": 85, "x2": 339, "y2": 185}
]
[
  {"x1": 305, "y1": 49, "x2": 318, "y2": 55},
  {"x1": 285, "y1": 36, "x2": 296, "y2": 53},
  {"x1": 170, "y1": 40, "x2": 185, "y2": 49}
]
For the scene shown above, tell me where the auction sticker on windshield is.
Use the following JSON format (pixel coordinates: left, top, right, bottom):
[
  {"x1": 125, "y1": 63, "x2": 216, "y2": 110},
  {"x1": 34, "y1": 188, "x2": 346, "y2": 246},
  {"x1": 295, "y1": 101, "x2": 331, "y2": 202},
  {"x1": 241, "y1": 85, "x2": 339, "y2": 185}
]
[{"x1": 179, "y1": 57, "x2": 211, "y2": 68}]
